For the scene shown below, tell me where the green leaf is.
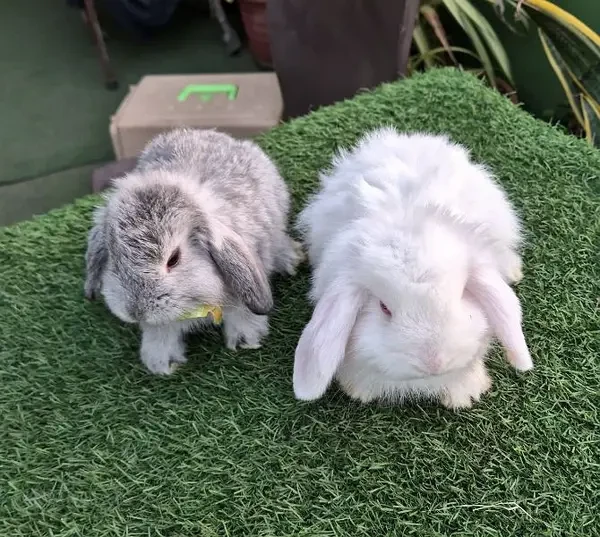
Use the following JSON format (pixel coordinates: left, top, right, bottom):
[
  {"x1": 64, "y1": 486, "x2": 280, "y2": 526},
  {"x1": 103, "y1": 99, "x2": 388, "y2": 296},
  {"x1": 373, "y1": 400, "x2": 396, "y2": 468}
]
[
  {"x1": 538, "y1": 29, "x2": 584, "y2": 127},
  {"x1": 519, "y1": 2, "x2": 600, "y2": 113},
  {"x1": 412, "y1": 22, "x2": 435, "y2": 69},
  {"x1": 443, "y1": 0, "x2": 498, "y2": 87},
  {"x1": 421, "y1": 4, "x2": 458, "y2": 64},
  {"x1": 490, "y1": 0, "x2": 530, "y2": 32},
  {"x1": 581, "y1": 94, "x2": 600, "y2": 147},
  {"x1": 493, "y1": 1, "x2": 600, "y2": 127},
  {"x1": 529, "y1": 1, "x2": 600, "y2": 144},
  {"x1": 456, "y1": 0, "x2": 514, "y2": 83},
  {"x1": 412, "y1": 46, "x2": 482, "y2": 70},
  {"x1": 524, "y1": 6, "x2": 599, "y2": 80}
]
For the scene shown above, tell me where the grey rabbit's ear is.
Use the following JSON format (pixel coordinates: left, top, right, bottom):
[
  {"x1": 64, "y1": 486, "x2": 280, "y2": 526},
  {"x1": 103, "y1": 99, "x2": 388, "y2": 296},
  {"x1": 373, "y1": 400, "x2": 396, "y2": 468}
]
[
  {"x1": 209, "y1": 232, "x2": 273, "y2": 315},
  {"x1": 84, "y1": 207, "x2": 108, "y2": 301}
]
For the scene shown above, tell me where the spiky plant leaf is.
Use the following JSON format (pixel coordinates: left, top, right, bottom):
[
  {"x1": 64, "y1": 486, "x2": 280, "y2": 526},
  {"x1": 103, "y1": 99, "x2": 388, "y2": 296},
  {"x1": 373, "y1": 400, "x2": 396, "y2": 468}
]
[
  {"x1": 413, "y1": 22, "x2": 435, "y2": 69},
  {"x1": 443, "y1": 0, "x2": 498, "y2": 87},
  {"x1": 456, "y1": 0, "x2": 514, "y2": 83},
  {"x1": 421, "y1": 4, "x2": 458, "y2": 64}
]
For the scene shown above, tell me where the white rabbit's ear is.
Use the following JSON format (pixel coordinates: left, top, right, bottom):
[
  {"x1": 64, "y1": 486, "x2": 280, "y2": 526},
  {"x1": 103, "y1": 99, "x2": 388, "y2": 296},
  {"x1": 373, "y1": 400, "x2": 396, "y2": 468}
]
[
  {"x1": 293, "y1": 282, "x2": 364, "y2": 401},
  {"x1": 466, "y1": 265, "x2": 533, "y2": 371}
]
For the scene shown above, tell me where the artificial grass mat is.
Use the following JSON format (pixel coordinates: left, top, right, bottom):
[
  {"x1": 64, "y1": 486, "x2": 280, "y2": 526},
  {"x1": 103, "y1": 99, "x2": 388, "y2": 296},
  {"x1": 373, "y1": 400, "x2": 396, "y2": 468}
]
[{"x1": 1, "y1": 68, "x2": 598, "y2": 536}]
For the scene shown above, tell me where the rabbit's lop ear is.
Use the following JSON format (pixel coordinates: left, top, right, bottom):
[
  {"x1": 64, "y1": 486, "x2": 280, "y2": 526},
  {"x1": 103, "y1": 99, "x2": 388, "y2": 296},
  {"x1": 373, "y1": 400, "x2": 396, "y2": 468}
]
[
  {"x1": 209, "y1": 231, "x2": 273, "y2": 315},
  {"x1": 84, "y1": 208, "x2": 109, "y2": 301},
  {"x1": 466, "y1": 265, "x2": 533, "y2": 371},
  {"x1": 293, "y1": 282, "x2": 364, "y2": 400}
]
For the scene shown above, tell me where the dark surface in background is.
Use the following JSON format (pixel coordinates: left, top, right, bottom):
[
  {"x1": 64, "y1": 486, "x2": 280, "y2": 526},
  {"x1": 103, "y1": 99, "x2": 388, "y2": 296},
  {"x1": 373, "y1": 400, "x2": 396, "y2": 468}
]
[
  {"x1": 0, "y1": 0, "x2": 257, "y2": 225},
  {"x1": 0, "y1": 0, "x2": 255, "y2": 187},
  {"x1": 267, "y1": 0, "x2": 419, "y2": 120}
]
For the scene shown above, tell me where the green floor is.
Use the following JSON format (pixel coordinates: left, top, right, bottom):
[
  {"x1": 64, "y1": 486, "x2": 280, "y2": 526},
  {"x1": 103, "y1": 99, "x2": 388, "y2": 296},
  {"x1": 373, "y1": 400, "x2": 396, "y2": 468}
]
[
  {"x1": 1, "y1": 69, "x2": 598, "y2": 536},
  {"x1": 0, "y1": 0, "x2": 256, "y2": 225}
]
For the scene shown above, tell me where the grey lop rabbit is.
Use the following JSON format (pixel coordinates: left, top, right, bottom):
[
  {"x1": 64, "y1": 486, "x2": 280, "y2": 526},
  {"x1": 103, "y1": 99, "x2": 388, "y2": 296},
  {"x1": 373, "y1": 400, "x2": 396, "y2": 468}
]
[{"x1": 84, "y1": 128, "x2": 303, "y2": 375}]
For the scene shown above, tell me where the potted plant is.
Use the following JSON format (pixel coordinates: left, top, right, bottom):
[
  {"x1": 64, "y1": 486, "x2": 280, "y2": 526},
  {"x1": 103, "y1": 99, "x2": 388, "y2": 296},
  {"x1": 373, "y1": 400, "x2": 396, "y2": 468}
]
[{"x1": 226, "y1": 0, "x2": 272, "y2": 69}]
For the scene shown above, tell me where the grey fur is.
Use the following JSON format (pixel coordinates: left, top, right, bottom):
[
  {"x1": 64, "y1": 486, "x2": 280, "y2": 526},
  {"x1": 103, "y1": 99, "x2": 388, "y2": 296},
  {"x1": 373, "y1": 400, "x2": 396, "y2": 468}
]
[
  {"x1": 209, "y1": 236, "x2": 273, "y2": 315},
  {"x1": 84, "y1": 207, "x2": 108, "y2": 301},
  {"x1": 84, "y1": 128, "x2": 303, "y2": 375}
]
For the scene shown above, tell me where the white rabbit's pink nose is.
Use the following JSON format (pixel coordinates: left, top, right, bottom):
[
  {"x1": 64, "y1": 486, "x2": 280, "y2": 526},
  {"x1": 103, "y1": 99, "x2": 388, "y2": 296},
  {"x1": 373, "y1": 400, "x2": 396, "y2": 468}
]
[{"x1": 420, "y1": 352, "x2": 445, "y2": 375}]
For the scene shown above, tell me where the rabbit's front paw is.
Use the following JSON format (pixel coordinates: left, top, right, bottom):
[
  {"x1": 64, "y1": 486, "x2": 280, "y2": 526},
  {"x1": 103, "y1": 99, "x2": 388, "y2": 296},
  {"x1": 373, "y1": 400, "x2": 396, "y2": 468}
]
[
  {"x1": 140, "y1": 324, "x2": 186, "y2": 375},
  {"x1": 224, "y1": 308, "x2": 269, "y2": 351},
  {"x1": 441, "y1": 360, "x2": 492, "y2": 410},
  {"x1": 140, "y1": 348, "x2": 187, "y2": 376},
  {"x1": 501, "y1": 250, "x2": 523, "y2": 284},
  {"x1": 276, "y1": 237, "x2": 306, "y2": 276}
]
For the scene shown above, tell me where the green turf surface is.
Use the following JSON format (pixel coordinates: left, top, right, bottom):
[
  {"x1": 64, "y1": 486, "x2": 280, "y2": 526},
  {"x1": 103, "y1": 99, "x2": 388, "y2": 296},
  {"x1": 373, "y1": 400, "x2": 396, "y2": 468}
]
[{"x1": 1, "y1": 68, "x2": 599, "y2": 536}]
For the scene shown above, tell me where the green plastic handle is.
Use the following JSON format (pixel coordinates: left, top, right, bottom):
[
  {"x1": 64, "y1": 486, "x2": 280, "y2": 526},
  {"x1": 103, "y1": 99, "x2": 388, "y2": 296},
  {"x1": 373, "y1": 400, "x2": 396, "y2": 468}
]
[{"x1": 177, "y1": 83, "x2": 239, "y2": 103}]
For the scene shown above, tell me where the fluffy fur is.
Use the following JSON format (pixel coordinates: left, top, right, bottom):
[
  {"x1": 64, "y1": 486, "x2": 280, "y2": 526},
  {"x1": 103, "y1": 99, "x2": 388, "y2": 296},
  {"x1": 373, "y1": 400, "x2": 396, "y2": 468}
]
[
  {"x1": 293, "y1": 127, "x2": 533, "y2": 409},
  {"x1": 85, "y1": 128, "x2": 303, "y2": 375}
]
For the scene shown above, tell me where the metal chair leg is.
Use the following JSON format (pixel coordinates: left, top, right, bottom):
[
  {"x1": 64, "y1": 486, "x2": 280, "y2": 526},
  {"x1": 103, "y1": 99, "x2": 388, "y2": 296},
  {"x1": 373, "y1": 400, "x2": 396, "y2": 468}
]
[
  {"x1": 82, "y1": 0, "x2": 119, "y2": 90},
  {"x1": 208, "y1": 0, "x2": 242, "y2": 55}
]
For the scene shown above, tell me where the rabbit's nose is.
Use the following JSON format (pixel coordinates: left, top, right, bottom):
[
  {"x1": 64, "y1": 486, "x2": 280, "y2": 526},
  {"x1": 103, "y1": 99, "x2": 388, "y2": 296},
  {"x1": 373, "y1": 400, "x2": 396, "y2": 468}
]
[{"x1": 419, "y1": 352, "x2": 445, "y2": 375}]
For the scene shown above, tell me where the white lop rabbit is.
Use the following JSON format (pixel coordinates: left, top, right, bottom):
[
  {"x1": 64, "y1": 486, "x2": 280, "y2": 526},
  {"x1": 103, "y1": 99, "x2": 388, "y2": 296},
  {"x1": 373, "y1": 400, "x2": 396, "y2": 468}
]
[{"x1": 293, "y1": 127, "x2": 533, "y2": 409}]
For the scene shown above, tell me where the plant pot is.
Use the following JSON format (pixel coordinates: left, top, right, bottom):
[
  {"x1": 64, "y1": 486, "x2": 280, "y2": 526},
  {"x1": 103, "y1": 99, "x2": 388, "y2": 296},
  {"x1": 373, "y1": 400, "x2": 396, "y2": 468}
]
[
  {"x1": 239, "y1": 0, "x2": 272, "y2": 69},
  {"x1": 267, "y1": 0, "x2": 419, "y2": 119}
]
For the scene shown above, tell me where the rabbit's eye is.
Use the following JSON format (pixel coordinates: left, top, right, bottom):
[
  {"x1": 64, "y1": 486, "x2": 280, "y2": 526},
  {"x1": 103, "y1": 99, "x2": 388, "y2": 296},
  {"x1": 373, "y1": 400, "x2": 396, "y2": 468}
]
[
  {"x1": 380, "y1": 301, "x2": 391, "y2": 316},
  {"x1": 166, "y1": 248, "x2": 181, "y2": 271}
]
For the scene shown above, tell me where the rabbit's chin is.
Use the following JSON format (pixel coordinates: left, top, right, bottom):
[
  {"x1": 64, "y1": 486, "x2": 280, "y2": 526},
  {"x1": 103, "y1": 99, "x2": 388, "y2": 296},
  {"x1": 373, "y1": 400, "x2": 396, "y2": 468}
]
[
  {"x1": 101, "y1": 285, "x2": 185, "y2": 326},
  {"x1": 336, "y1": 309, "x2": 493, "y2": 407},
  {"x1": 335, "y1": 354, "x2": 493, "y2": 409}
]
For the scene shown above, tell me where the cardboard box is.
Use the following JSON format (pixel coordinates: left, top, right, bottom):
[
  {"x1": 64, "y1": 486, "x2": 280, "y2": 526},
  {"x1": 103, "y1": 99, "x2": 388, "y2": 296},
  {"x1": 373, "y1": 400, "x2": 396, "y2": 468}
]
[{"x1": 109, "y1": 73, "x2": 283, "y2": 159}]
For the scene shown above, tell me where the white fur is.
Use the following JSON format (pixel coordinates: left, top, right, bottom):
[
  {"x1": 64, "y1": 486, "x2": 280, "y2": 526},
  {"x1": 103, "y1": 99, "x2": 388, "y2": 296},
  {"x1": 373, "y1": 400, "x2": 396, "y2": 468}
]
[{"x1": 293, "y1": 127, "x2": 533, "y2": 409}]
